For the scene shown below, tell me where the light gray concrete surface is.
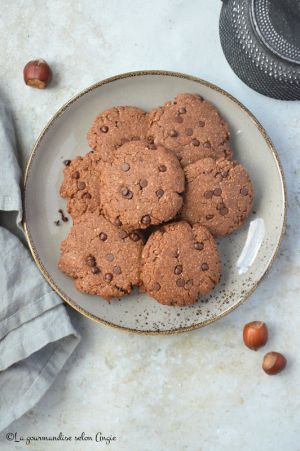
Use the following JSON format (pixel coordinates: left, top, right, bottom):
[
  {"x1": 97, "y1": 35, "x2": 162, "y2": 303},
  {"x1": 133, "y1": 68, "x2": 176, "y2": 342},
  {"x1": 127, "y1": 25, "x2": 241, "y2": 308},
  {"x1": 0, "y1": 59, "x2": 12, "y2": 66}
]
[{"x1": 0, "y1": 1, "x2": 299, "y2": 450}]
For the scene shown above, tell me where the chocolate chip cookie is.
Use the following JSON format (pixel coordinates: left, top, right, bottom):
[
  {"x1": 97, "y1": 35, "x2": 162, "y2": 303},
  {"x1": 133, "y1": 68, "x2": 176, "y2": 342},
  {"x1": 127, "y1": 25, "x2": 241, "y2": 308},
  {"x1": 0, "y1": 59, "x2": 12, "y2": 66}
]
[
  {"x1": 87, "y1": 106, "x2": 149, "y2": 162},
  {"x1": 141, "y1": 221, "x2": 220, "y2": 306},
  {"x1": 181, "y1": 158, "x2": 254, "y2": 236},
  {"x1": 59, "y1": 211, "x2": 143, "y2": 300},
  {"x1": 148, "y1": 93, "x2": 232, "y2": 167},
  {"x1": 100, "y1": 141, "x2": 185, "y2": 231},
  {"x1": 60, "y1": 152, "x2": 103, "y2": 222}
]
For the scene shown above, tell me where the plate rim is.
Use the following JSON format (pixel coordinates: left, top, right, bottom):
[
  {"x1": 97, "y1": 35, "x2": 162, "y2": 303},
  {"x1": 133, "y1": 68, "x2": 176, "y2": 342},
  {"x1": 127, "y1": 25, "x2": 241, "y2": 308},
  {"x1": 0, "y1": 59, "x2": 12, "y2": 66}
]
[{"x1": 23, "y1": 69, "x2": 287, "y2": 335}]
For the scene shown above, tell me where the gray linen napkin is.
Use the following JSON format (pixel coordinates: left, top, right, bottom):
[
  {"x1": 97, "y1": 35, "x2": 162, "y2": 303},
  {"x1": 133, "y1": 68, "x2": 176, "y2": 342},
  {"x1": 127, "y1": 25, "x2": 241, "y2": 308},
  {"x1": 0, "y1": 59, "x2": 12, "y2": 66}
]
[{"x1": 0, "y1": 103, "x2": 80, "y2": 432}]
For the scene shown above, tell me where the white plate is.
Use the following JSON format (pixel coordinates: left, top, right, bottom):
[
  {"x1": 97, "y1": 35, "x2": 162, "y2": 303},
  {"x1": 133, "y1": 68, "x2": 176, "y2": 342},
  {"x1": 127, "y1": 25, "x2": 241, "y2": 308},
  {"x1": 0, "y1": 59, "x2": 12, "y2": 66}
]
[{"x1": 24, "y1": 71, "x2": 286, "y2": 335}]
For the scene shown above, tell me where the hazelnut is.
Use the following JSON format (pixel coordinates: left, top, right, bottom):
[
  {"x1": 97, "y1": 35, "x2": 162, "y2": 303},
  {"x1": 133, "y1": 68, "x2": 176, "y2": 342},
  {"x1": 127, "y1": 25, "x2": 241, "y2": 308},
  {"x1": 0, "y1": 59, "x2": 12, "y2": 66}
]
[
  {"x1": 23, "y1": 59, "x2": 52, "y2": 89},
  {"x1": 243, "y1": 321, "x2": 268, "y2": 350},
  {"x1": 262, "y1": 352, "x2": 287, "y2": 375}
]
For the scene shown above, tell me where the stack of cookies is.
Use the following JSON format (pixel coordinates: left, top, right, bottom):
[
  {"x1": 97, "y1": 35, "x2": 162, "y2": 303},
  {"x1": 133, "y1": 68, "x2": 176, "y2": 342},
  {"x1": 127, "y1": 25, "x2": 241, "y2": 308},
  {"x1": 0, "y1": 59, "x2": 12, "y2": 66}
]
[{"x1": 59, "y1": 93, "x2": 253, "y2": 307}]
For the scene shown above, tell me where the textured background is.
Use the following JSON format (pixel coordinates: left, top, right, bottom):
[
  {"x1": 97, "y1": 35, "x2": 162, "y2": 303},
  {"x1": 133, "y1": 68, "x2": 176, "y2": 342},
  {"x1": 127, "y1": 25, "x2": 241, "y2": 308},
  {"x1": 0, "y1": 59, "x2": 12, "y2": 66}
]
[{"x1": 1, "y1": 1, "x2": 300, "y2": 450}]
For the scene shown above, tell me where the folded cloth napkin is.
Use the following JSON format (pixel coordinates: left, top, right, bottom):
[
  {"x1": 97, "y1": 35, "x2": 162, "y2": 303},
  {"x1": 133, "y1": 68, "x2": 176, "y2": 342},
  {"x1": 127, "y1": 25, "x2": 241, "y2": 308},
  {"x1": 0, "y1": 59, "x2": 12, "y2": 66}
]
[{"x1": 0, "y1": 102, "x2": 80, "y2": 432}]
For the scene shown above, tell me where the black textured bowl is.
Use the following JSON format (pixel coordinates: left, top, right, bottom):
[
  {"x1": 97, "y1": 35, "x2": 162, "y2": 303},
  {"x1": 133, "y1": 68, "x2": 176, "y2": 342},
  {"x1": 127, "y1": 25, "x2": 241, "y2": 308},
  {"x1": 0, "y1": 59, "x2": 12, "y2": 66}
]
[{"x1": 219, "y1": 0, "x2": 300, "y2": 100}]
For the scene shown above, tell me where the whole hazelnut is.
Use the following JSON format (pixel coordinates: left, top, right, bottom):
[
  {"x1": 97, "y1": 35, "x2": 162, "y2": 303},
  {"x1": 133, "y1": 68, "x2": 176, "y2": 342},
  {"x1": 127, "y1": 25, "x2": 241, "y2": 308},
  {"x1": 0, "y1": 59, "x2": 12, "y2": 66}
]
[
  {"x1": 23, "y1": 59, "x2": 52, "y2": 89},
  {"x1": 243, "y1": 321, "x2": 268, "y2": 350},
  {"x1": 262, "y1": 352, "x2": 287, "y2": 375}
]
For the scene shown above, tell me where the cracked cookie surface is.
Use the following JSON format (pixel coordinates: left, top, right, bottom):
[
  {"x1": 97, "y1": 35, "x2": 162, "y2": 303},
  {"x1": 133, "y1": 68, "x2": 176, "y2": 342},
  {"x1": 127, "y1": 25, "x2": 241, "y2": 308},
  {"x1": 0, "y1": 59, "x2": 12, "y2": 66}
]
[
  {"x1": 58, "y1": 211, "x2": 143, "y2": 300},
  {"x1": 60, "y1": 152, "x2": 103, "y2": 222},
  {"x1": 100, "y1": 141, "x2": 185, "y2": 231},
  {"x1": 141, "y1": 221, "x2": 220, "y2": 306},
  {"x1": 87, "y1": 106, "x2": 149, "y2": 162},
  {"x1": 148, "y1": 93, "x2": 232, "y2": 167},
  {"x1": 181, "y1": 158, "x2": 254, "y2": 236}
]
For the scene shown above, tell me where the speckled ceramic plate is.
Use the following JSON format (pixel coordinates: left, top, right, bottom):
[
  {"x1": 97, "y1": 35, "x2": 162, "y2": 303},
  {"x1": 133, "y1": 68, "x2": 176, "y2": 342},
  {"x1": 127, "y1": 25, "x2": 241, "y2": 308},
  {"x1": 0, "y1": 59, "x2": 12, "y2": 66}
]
[{"x1": 24, "y1": 70, "x2": 286, "y2": 335}]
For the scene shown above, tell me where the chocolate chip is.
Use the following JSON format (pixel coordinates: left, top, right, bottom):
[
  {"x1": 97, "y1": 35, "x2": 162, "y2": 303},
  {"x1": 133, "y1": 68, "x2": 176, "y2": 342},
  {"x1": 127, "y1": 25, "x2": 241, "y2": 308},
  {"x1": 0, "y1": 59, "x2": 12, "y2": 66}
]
[
  {"x1": 198, "y1": 120, "x2": 205, "y2": 127},
  {"x1": 153, "y1": 282, "x2": 161, "y2": 291},
  {"x1": 115, "y1": 218, "x2": 122, "y2": 226},
  {"x1": 203, "y1": 141, "x2": 211, "y2": 148},
  {"x1": 141, "y1": 215, "x2": 151, "y2": 225},
  {"x1": 119, "y1": 230, "x2": 128, "y2": 239},
  {"x1": 113, "y1": 266, "x2": 122, "y2": 275},
  {"x1": 129, "y1": 232, "x2": 140, "y2": 242},
  {"x1": 206, "y1": 214, "x2": 214, "y2": 220},
  {"x1": 105, "y1": 273, "x2": 113, "y2": 282},
  {"x1": 86, "y1": 255, "x2": 96, "y2": 267},
  {"x1": 201, "y1": 263, "x2": 209, "y2": 271},
  {"x1": 54, "y1": 220, "x2": 60, "y2": 226},
  {"x1": 178, "y1": 107, "x2": 186, "y2": 114},
  {"x1": 147, "y1": 143, "x2": 157, "y2": 150},
  {"x1": 204, "y1": 190, "x2": 213, "y2": 199},
  {"x1": 221, "y1": 170, "x2": 229, "y2": 178},
  {"x1": 147, "y1": 136, "x2": 154, "y2": 144},
  {"x1": 174, "y1": 265, "x2": 183, "y2": 275},
  {"x1": 169, "y1": 129, "x2": 178, "y2": 137},
  {"x1": 58, "y1": 209, "x2": 68, "y2": 222},
  {"x1": 106, "y1": 253, "x2": 114, "y2": 262},
  {"x1": 176, "y1": 278, "x2": 185, "y2": 287},
  {"x1": 99, "y1": 232, "x2": 107, "y2": 241},
  {"x1": 126, "y1": 191, "x2": 133, "y2": 199},
  {"x1": 194, "y1": 242, "x2": 204, "y2": 250},
  {"x1": 217, "y1": 202, "x2": 225, "y2": 210},
  {"x1": 71, "y1": 171, "x2": 80, "y2": 179},
  {"x1": 175, "y1": 116, "x2": 184, "y2": 123},
  {"x1": 77, "y1": 181, "x2": 86, "y2": 190},
  {"x1": 192, "y1": 139, "x2": 200, "y2": 146},
  {"x1": 240, "y1": 187, "x2": 248, "y2": 196},
  {"x1": 83, "y1": 192, "x2": 91, "y2": 199},
  {"x1": 159, "y1": 165, "x2": 167, "y2": 172},
  {"x1": 100, "y1": 126, "x2": 108, "y2": 133},
  {"x1": 156, "y1": 189, "x2": 164, "y2": 198},
  {"x1": 185, "y1": 128, "x2": 193, "y2": 136},
  {"x1": 139, "y1": 179, "x2": 148, "y2": 188},
  {"x1": 121, "y1": 187, "x2": 129, "y2": 196},
  {"x1": 219, "y1": 207, "x2": 229, "y2": 216},
  {"x1": 91, "y1": 266, "x2": 100, "y2": 274},
  {"x1": 63, "y1": 159, "x2": 71, "y2": 166},
  {"x1": 213, "y1": 188, "x2": 222, "y2": 196},
  {"x1": 121, "y1": 163, "x2": 130, "y2": 172}
]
